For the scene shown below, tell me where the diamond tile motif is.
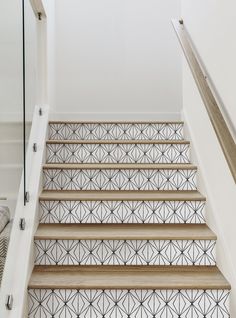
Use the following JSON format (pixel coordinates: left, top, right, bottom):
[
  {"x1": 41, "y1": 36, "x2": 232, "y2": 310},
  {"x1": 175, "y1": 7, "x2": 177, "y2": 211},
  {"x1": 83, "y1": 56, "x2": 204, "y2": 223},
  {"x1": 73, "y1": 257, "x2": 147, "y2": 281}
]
[
  {"x1": 43, "y1": 168, "x2": 197, "y2": 191},
  {"x1": 46, "y1": 142, "x2": 191, "y2": 164},
  {"x1": 39, "y1": 200, "x2": 205, "y2": 224},
  {"x1": 34, "y1": 239, "x2": 216, "y2": 266},
  {"x1": 28, "y1": 289, "x2": 230, "y2": 318},
  {"x1": 29, "y1": 120, "x2": 231, "y2": 317},
  {"x1": 49, "y1": 123, "x2": 184, "y2": 141}
]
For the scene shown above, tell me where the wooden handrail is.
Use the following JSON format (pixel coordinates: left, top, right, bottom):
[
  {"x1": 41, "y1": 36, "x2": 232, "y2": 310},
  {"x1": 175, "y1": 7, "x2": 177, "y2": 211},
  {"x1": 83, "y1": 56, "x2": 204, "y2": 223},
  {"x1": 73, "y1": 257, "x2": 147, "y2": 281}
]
[{"x1": 172, "y1": 19, "x2": 236, "y2": 183}]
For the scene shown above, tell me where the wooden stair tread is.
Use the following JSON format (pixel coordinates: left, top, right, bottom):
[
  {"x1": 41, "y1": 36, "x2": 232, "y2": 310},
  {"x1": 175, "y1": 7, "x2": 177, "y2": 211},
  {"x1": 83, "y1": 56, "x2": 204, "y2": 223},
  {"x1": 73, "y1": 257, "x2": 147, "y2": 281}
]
[
  {"x1": 49, "y1": 121, "x2": 184, "y2": 124},
  {"x1": 39, "y1": 190, "x2": 206, "y2": 201},
  {"x1": 46, "y1": 140, "x2": 189, "y2": 145},
  {"x1": 35, "y1": 224, "x2": 216, "y2": 240},
  {"x1": 29, "y1": 265, "x2": 230, "y2": 290},
  {"x1": 43, "y1": 163, "x2": 197, "y2": 170}
]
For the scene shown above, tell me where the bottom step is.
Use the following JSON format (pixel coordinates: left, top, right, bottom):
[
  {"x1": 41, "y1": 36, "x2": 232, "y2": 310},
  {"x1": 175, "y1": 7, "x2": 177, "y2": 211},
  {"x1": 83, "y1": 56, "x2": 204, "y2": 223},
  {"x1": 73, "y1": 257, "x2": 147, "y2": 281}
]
[{"x1": 28, "y1": 266, "x2": 230, "y2": 317}]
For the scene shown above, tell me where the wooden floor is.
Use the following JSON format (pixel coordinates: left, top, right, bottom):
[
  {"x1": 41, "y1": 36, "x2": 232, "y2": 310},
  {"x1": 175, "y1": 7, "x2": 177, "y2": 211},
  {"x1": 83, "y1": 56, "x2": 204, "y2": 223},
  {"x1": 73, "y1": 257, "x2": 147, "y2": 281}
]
[
  {"x1": 40, "y1": 190, "x2": 206, "y2": 201},
  {"x1": 29, "y1": 265, "x2": 230, "y2": 290},
  {"x1": 35, "y1": 224, "x2": 216, "y2": 240}
]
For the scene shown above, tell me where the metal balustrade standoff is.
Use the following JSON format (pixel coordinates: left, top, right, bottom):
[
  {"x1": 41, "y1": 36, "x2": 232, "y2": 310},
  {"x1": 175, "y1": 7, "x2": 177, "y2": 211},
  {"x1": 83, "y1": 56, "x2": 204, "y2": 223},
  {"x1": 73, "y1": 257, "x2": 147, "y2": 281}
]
[{"x1": 5, "y1": 295, "x2": 13, "y2": 310}]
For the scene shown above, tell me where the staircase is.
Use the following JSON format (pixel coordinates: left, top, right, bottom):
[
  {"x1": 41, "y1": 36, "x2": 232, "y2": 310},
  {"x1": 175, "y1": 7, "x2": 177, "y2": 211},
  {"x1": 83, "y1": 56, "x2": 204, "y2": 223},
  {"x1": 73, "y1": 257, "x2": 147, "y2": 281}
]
[{"x1": 28, "y1": 121, "x2": 230, "y2": 317}]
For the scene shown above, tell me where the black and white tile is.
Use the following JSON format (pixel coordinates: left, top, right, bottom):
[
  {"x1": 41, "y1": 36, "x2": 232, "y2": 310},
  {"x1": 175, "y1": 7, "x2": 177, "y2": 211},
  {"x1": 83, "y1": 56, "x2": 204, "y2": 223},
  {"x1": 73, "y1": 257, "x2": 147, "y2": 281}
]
[
  {"x1": 34, "y1": 239, "x2": 216, "y2": 266},
  {"x1": 43, "y1": 168, "x2": 197, "y2": 191},
  {"x1": 49, "y1": 123, "x2": 184, "y2": 141},
  {"x1": 30, "y1": 120, "x2": 231, "y2": 317},
  {"x1": 46, "y1": 142, "x2": 190, "y2": 164},
  {"x1": 39, "y1": 200, "x2": 206, "y2": 224},
  {"x1": 28, "y1": 288, "x2": 230, "y2": 318}
]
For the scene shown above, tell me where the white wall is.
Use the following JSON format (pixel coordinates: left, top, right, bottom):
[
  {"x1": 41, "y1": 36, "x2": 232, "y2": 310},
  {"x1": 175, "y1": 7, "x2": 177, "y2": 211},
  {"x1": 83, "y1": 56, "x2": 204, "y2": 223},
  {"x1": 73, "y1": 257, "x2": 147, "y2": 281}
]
[
  {"x1": 0, "y1": 0, "x2": 37, "y2": 214},
  {"x1": 0, "y1": 0, "x2": 37, "y2": 122},
  {"x1": 181, "y1": 0, "x2": 236, "y2": 312},
  {"x1": 53, "y1": 0, "x2": 182, "y2": 120},
  {"x1": 182, "y1": 0, "x2": 236, "y2": 132},
  {"x1": 0, "y1": 0, "x2": 22, "y2": 121},
  {"x1": 42, "y1": 0, "x2": 55, "y2": 109},
  {"x1": 25, "y1": 0, "x2": 38, "y2": 121}
]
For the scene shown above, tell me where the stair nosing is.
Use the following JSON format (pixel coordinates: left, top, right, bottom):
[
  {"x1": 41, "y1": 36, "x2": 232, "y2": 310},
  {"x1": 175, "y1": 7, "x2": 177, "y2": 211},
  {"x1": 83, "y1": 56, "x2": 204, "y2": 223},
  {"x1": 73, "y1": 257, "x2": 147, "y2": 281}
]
[
  {"x1": 39, "y1": 190, "x2": 206, "y2": 201},
  {"x1": 34, "y1": 224, "x2": 216, "y2": 240},
  {"x1": 49, "y1": 121, "x2": 185, "y2": 125},
  {"x1": 32, "y1": 265, "x2": 219, "y2": 272},
  {"x1": 43, "y1": 163, "x2": 197, "y2": 170},
  {"x1": 46, "y1": 140, "x2": 190, "y2": 145},
  {"x1": 28, "y1": 265, "x2": 231, "y2": 290}
]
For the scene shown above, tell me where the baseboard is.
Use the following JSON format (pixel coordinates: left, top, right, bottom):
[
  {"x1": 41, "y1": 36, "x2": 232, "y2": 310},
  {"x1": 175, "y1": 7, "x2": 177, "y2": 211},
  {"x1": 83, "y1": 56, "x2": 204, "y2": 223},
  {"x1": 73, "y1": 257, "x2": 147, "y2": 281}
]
[{"x1": 49, "y1": 112, "x2": 181, "y2": 122}]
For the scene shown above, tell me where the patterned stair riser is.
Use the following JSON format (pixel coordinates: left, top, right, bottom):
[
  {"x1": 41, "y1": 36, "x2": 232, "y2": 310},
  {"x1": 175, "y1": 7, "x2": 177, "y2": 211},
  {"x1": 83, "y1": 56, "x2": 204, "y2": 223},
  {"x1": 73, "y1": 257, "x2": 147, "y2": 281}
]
[
  {"x1": 30, "y1": 121, "x2": 230, "y2": 317},
  {"x1": 46, "y1": 143, "x2": 191, "y2": 164},
  {"x1": 34, "y1": 239, "x2": 216, "y2": 266},
  {"x1": 43, "y1": 168, "x2": 197, "y2": 191},
  {"x1": 39, "y1": 200, "x2": 206, "y2": 224},
  {"x1": 28, "y1": 288, "x2": 230, "y2": 318},
  {"x1": 49, "y1": 123, "x2": 184, "y2": 141}
]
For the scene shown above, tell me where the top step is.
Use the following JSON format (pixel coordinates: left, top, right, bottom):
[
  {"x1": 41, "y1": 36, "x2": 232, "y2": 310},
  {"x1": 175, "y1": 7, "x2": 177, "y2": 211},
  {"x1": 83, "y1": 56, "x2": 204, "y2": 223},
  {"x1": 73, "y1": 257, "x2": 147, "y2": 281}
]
[{"x1": 49, "y1": 122, "x2": 184, "y2": 141}]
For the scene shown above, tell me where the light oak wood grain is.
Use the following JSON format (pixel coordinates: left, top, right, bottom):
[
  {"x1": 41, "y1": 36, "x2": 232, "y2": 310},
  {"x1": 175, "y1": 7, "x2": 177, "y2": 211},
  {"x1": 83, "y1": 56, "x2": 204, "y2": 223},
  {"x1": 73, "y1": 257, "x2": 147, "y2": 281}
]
[
  {"x1": 172, "y1": 19, "x2": 236, "y2": 183},
  {"x1": 43, "y1": 163, "x2": 197, "y2": 170},
  {"x1": 35, "y1": 224, "x2": 216, "y2": 240},
  {"x1": 39, "y1": 190, "x2": 206, "y2": 201},
  {"x1": 46, "y1": 140, "x2": 190, "y2": 145},
  {"x1": 29, "y1": 265, "x2": 230, "y2": 290},
  {"x1": 49, "y1": 121, "x2": 184, "y2": 125}
]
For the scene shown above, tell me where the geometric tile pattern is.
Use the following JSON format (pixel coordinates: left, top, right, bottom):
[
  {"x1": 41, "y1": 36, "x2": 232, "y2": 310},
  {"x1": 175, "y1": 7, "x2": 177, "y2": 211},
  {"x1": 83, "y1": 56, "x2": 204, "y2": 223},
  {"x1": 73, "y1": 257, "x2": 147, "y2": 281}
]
[
  {"x1": 46, "y1": 142, "x2": 191, "y2": 164},
  {"x1": 43, "y1": 168, "x2": 197, "y2": 191},
  {"x1": 30, "y1": 121, "x2": 230, "y2": 316},
  {"x1": 34, "y1": 239, "x2": 216, "y2": 266},
  {"x1": 0, "y1": 256, "x2": 6, "y2": 284},
  {"x1": 0, "y1": 222, "x2": 11, "y2": 285},
  {"x1": 49, "y1": 122, "x2": 184, "y2": 141},
  {"x1": 39, "y1": 200, "x2": 206, "y2": 224},
  {"x1": 28, "y1": 288, "x2": 230, "y2": 318}
]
